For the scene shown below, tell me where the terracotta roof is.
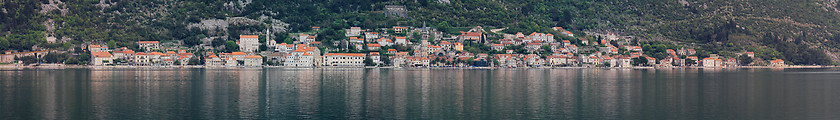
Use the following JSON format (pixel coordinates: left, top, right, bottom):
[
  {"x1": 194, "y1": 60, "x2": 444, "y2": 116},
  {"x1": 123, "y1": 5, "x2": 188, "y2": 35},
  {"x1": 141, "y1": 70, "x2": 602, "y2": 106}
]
[
  {"x1": 240, "y1": 35, "x2": 259, "y2": 39},
  {"x1": 325, "y1": 53, "x2": 365, "y2": 57},
  {"x1": 245, "y1": 55, "x2": 262, "y2": 59},
  {"x1": 92, "y1": 52, "x2": 112, "y2": 58},
  {"x1": 367, "y1": 44, "x2": 381, "y2": 47},
  {"x1": 231, "y1": 52, "x2": 247, "y2": 55},
  {"x1": 388, "y1": 49, "x2": 397, "y2": 51},
  {"x1": 461, "y1": 32, "x2": 482, "y2": 36},
  {"x1": 148, "y1": 52, "x2": 164, "y2": 56},
  {"x1": 395, "y1": 37, "x2": 406, "y2": 39},
  {"x1": 138, "y1": 41, "x2": 159, "y2": 44}
]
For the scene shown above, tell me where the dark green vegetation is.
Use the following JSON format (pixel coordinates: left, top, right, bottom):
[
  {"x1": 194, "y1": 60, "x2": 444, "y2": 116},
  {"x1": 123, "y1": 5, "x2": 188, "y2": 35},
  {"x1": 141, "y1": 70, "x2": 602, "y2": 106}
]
[{"x1": 2, "y1": 0, "x2": 839, "y2": 65}]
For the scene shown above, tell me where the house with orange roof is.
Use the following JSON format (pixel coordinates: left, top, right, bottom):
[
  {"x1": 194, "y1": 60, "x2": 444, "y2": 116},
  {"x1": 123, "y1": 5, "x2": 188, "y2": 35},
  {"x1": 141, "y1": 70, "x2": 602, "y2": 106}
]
[
  {"x1": 492, "y1": 44, "x2": 505, "y2": 51},
  {"x1": 244, "y1": 55, "x2": 263, "y2": 67},
  {"x1": 387, "y1": 49, "x2": 398, "y2": 54},
  {"x1": 132, "y1": 52, "x2": 149, "y2": 65},
  {"x1": 224, "y1": 57, "x2": 238, "y2": 67},
  {"x1": 645, "y1": 57, "x2": 657, "y2": 65},
  {"x1": 367, "y1": 44, "x2": 381, "y2": 51},
  {"x1": 376, "y1": 38, "x2": 393, "y2": 46},
  {"x1": 725, "y1": 58, "x2": 738, "y2": 67},
  {"x1": 459, "y1": 31, "x2": 483, "y2": 42},
  {"x1": 205, "y1": 55, "x2": 224, "y2": 67},
  {"x1": 91, "y1": 51, "x2": 113, "y2": 66},
  {"x1": 746, "y1": 52, "x2": 755, "y2": 58},
  {"x1": 565, "y1": 45, "x2": 578, "y2": 53},
  {"x1": 440, "y1": 41, "x2": 453, "y2": 49},
  {"x1": 563, "y1": 31, "x2": 574, "y2": 37},
  {"x1": 547, "y1": 55, "x2": 570, "y2": 66},
  {"x1": 88, "y1": 45, "x2": 108, "y2": 52},
  {"x1": 365, "y1": 32, "x2": 380, "y2": 40},
  {"x1": 392, "y1": 26, "x2": 408, "y2": 33},
  {"x1": 284, "y1": 48, "x2": 317, "y2": 67},
  {"x1": 177, "y1": 55, "x2": 191, "y2": 65},
  {"x1": 770, "y1": 59, "x2": 785, "y2": 67},
  {"x1": 406, "y1": 57, "x2": 430, "y2": 67},
  {"x1": 552, "y1": 27, "x2": 566, "y2": 31},
  {"x1": 369, "y1": 52, "x2": 381, "y2": 65},
  {"x1": 454, "y1": 42, "x2": 464, "y2": 51},
  {"x1": 494, "y1": 54, "x2": 518, "y2": 67},
  {"x1": 147, "y1": 52, "x2": 165, "y2": 63},
  {"x1": 614, "y1": 55, "x2": 632, "y2": 67},
  {"x1": 323, "y1": 53, "x2": 366, "y2": 67},
  {"x1": 345, "y1": 27, "x2": 362, "y2": 36},
  {"x1": 239, "y1": 35, "x2": 260, "y2": 52},
  {"x1": 162, "y1": 59, "x2": 176, "y2": 66},
  {"x1": 137, "y1": 41, "x2": 160, "y2": 51},
  {"x1": 394, "y1": 37, "x2": 408, "y2": 45},
  {"x1": 702, "y1": 58, "x2": 723, "y2": 67},
  {"x1": 112, "y1": 49, "x2": 135, "y2": 59},
  {"x1": 349, "y1": 37, "x2": 364, "y2": 43}
]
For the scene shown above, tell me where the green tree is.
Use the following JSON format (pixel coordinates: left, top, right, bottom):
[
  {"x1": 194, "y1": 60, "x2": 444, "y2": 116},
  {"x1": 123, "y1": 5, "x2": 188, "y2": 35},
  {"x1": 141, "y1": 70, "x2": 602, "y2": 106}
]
[
  {"x1": 632, "y1": 57, "x2": 648, "y2": 66},
  {"x1": 107, "y1": 40, "x2": 117, "y2": 48},
  {"x1": 259, "y1": 44, "x2": 268, "y2": 52},
  {"x1": 18, "y1": 56, "x2": 38, "y2": 65},
  {"x1": 738, "y1": 54, "x2": 753, "y2": 66},
  {"x1": 224, "y1": 41, "x2": 239, "y2": 52},
  {"x1": 212, "y1": 38, "x2": 225, "y2": 47},
  {"x1": 364, "y1": 57, "x2": 375, "y2": 66},
  {"x1": 0, "y1": 37, "x2": 9, "y2": 50},
  {"x1": 42, "y1": 52, "x2": 67, "y2": 63},
  {"x1": 188, "y1": 57, "x2": 200, "y2": 65},
  {"x1": 65, "y1": 57, "x2": 80, "y2": 64},
  {"x1": 184, "y1": 35, "x2": 202, "y2": 46}
]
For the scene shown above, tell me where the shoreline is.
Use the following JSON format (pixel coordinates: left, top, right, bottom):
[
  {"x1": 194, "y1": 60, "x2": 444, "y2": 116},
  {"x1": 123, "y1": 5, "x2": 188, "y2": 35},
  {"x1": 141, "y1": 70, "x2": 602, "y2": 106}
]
[{"x1": 0, "y1": 64, "x2": 835, "y2": 70}]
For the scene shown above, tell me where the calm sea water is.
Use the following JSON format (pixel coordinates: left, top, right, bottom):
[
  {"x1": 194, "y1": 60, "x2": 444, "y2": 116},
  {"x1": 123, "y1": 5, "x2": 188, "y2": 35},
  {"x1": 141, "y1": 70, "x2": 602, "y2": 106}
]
[{"x1": 1, "y1": 68, "x2": 839, "y2": 119}]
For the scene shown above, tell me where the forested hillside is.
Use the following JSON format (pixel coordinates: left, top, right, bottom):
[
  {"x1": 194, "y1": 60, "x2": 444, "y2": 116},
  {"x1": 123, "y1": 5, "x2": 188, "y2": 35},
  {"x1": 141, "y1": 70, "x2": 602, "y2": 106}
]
[{"x1": 1, "y1": 0, "x2": 839, "y2": 65}]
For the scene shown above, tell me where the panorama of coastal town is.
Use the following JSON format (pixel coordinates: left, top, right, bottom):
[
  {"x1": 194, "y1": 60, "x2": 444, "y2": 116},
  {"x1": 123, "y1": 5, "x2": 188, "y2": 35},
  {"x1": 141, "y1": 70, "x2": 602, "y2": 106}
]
[{"x1": 3, "y1": 26, "x2": 790, "y2": 68}]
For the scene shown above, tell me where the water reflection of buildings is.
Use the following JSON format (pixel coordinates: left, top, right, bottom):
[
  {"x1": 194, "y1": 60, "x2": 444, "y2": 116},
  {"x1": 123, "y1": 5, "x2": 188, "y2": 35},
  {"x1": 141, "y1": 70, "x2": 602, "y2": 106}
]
[{"x1": 8, "y1": 68, "x2": 840, "y2": 119}]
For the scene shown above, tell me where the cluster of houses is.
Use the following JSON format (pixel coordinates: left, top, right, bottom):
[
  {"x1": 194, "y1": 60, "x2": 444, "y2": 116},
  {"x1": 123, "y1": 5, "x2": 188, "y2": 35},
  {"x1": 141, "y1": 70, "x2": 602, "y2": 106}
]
[
  {"x1": 77, "y1": 25, "x2": 793, "y2": 68},
  {"x1": 88, "y1": 42, "x2": 201, "y2": 66}
]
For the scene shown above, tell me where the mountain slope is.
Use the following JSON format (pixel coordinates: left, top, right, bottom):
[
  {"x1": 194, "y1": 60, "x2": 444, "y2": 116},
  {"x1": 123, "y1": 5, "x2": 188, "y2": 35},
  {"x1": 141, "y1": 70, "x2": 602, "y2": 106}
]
[{"x1": 1, "y1": 0, "x2": 838, "y2": 65}]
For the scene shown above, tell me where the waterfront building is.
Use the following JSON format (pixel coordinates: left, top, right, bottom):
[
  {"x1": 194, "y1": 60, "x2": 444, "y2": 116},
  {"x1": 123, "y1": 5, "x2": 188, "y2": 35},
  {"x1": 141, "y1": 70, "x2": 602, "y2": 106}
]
[
  {"x1": 88, "y1": 45, "x2": 108, "y2": 52},
  {"x1": 345, "y1": 27, "x2": 362, "y2": 37},
  {"x1": 770, "y1": 59, "x2": 785, "y2": 67},
  {"x1": 239, "y1": 35, "x2": 260, "y2": 52},
  {"x1": 323, "y1": 53, "x2": 366, "y2": 67},
  {"x1": 91, "y1": 51, "x2": 113, "y2": 66},
  {"x1": 244, "y1": 55, "x2": 263, "y2": 67},
  {"x1": 284, "y1": 49, "x2": 316, "y2": 67},
  {"x1": 137, "y1": 41, "x2": 160, "y2": 51},
  {"x1": 205, "y1": 55, "x2": 224, "y2": 67},
  {"x1": 0, "y1": 50, "x2": 54, "y2": 63}
]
